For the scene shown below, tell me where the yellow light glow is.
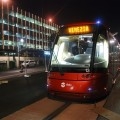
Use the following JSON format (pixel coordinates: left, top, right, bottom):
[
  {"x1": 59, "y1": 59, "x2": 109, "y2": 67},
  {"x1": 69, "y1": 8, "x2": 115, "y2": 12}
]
[{"x1": 68, "y1": 26, "x2": 90, "y2": 34}]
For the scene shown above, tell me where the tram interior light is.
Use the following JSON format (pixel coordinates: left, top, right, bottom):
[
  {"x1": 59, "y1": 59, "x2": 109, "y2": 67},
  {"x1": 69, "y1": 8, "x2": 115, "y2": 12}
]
[
  {"x1": 110, "y1": 40, "x2": 115, "y2": 44},
  {"x1": 20, "y1": 38, "x2": 24, "y2": 43}
]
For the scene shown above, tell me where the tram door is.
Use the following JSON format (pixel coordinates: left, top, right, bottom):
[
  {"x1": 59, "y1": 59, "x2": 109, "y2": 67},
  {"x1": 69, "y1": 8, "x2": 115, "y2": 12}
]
[{"x1": 109, "y1": 38, "x2": 120, "y2": 78}]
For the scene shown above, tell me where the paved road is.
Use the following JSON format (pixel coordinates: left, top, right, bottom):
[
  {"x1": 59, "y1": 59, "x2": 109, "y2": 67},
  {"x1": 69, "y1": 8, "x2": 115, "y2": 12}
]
[
  {"x1": 0, "y1": 72, "x2": 47, "y2": 119},
  {"x1": 0, "y1": 66, "x2": 45, "y2": 81}
]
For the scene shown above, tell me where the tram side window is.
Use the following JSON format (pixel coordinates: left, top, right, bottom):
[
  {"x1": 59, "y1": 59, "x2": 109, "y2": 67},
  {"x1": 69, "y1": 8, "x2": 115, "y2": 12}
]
[{"x1": 94, "y1": 35, "x2": 109, "y2": 68}]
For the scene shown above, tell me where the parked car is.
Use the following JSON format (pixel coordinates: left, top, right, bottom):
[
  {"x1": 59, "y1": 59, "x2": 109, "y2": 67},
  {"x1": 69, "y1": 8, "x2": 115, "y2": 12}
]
[{"x1": 21, "y1": 60, "x2": 36, "y2": 68}]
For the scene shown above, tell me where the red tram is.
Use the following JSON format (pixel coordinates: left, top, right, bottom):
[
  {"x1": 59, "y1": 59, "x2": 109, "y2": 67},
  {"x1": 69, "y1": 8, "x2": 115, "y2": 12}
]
[{"x1": 47, "y1": 22, "x2": 120, "y2": 101}]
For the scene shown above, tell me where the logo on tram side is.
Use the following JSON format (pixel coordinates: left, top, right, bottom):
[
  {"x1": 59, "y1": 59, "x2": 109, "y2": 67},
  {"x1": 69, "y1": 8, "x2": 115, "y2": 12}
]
[
  {"x1": 61, "y1": 82, "x2": 72, "y2": 88},
  {"x1": 61, "y1": 82, "x2": 65, "y2": 87}
]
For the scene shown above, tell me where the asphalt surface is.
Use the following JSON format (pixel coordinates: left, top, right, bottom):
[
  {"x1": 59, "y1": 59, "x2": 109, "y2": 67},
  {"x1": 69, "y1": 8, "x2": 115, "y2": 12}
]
[
  {"x1": 0, "y1": 66, "x2": 45, "y2": 81},
  {"x1": 0, "y1": 67, "x2": 46, "y2": 120}
]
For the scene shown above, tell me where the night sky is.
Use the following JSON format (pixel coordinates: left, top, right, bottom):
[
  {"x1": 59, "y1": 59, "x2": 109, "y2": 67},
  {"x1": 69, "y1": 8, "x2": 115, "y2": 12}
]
[{"x1": 11, "y1": 0, "x2": 120, "y2": 39}]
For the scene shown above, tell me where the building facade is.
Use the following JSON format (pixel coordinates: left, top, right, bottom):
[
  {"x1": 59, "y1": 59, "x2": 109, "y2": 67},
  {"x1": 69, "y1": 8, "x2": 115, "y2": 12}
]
[{"x1": 0, "y1": 2, "x2": 59, "y2": 69}]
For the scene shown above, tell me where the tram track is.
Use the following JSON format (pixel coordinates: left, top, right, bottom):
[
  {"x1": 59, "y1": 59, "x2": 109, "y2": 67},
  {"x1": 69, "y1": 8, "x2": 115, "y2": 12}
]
[
  {"x1": 43, "y1": 102, "x2": 72, "y2": 120},
  {"x1": 2, "y1": 97, "x2": 71, "y2": 120},
  {"x1": 2, "y1": 97, "x2": 106, "y2": 120}
]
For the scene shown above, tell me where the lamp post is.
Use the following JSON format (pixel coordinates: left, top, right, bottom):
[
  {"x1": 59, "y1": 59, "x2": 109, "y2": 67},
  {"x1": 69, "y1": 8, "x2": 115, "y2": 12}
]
[
  {"x1": 24, "y1": 35, "x2": 30, "y2": 77},
  {"x1": 1, "y1": 0, "x2": 3, "y2": 47},
  {"x1": 44, "y1": 18, "x2": 52, "y2": 72},
  {"x1": 17, "y1": 38, "x2": 20, "y2": 68},
  {"x1": 17, "y1": 38, "x2": 24, "y2": 68},
  {"x1": 19, "y1": 36, "x2": 30, "y2": 77},
  {"x1": 1, "y1": 0, "x2": 10, "y2": 69},
  {"x1": 1, "y1": 0, "x2": 8, "y2": 49}
]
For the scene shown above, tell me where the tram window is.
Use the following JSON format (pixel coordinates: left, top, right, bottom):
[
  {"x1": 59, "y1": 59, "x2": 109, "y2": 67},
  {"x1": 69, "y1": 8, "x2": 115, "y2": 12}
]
[
  {"x1": 70, "y1": 42, "x2": 79, "y2": 55},
  {"x1": 94, "y1": 35, "x2": 108, "y2": 68},
  {"x1": 51, "y1": 34, "x2": 94, "y2": 66},
  {"x1": 77, "y1": 38, "x2": 87, "y2": 53},
  {"x1": 86, "y1": 48, "x2": 92, "y2": 54}
]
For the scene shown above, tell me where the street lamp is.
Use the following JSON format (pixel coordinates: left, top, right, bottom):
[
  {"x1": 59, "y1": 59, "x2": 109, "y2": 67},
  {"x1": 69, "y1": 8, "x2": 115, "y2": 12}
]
[
  {"x1": 18, "y1": 36, "x2": 30, "y2": 77},
  {"x1": 44, "y1": 18, "x2": 52, "y2": 72},
  {"x1": 48, "y1": 18, "x2": 52, "y2": 22},
  {"x1": 1, "y1": 0, "x2": 9, "y2": 69},
  {"x1": 17, "y1": 38, "x2": 24, "y2": 68},
  {"x1": 1, "y1": 0, "x2": 8, "y2": 49},
  {"x1": 24, "y1": 35, "x2": 30, "y2": 78}
]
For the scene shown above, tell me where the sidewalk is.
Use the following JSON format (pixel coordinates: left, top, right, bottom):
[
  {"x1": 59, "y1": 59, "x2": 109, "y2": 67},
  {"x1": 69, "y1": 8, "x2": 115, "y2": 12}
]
[{"x1": 96, "y1": 74, "x2": 120, "y2": 120}]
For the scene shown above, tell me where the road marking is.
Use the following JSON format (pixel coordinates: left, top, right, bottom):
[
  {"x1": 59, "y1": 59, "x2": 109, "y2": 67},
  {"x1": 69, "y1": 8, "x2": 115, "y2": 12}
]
[
  {"x1": 93, "y1": 107, "x2": 120, "y2": 120},
  {"x1": 0, "y1": 73, "x2": 22, "y2": 80},
  {"x1": 0, "y1": 80, "x2": 8, "y2": 85},
  {"x1": 0, "y1": 69, "x2": 44, "y2": 80}
]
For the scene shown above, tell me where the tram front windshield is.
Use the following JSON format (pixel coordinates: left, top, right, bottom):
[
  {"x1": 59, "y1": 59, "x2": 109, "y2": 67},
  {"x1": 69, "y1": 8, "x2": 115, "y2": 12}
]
[{"x1": 51, "y1": 33, "x2": 108, "y2": 70}]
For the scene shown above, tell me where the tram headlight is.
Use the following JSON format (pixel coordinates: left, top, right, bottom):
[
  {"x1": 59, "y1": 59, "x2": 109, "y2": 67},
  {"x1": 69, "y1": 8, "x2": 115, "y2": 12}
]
[{"x1": 88, "y1": 87, "x2": 92, "y2": 92}]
